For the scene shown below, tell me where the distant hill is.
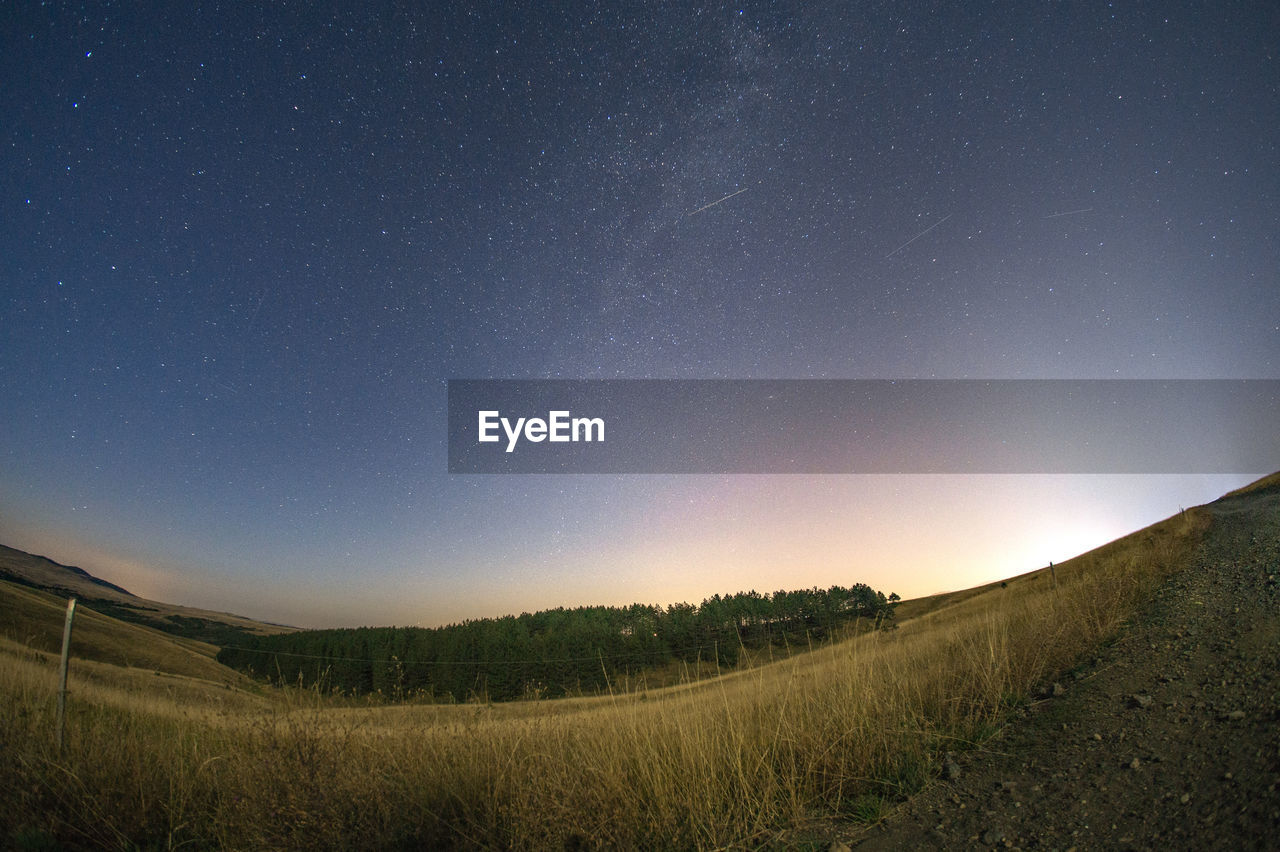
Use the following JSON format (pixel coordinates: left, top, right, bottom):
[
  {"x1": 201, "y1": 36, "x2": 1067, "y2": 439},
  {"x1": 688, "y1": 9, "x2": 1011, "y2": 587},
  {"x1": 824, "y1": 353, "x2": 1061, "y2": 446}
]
[
  {"x1": 0, "y1": 543, "x2": 135, "y2": 598},
  {"x1": 0, "y1": 543, "x2": 294, "y2": 646}
]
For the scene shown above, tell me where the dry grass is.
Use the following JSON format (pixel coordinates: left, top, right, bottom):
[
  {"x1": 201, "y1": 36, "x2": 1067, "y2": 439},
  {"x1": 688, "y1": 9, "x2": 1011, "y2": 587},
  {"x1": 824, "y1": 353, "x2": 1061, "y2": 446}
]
[
  {"x1": 1221, "y1": 470, "x2": 1280, "y2": 498},
  {"x1": 0, "y1": 507, "x2": 1209, "y2": 850},
  {"x1": 0, "y1": 580, "x2": 255, "y2": 684}
]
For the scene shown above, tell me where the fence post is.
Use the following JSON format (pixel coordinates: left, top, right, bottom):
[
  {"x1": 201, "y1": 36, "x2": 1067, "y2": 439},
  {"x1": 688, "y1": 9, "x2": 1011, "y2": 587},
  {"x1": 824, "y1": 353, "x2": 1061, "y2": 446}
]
[{"x1": 56, "y1": 597, "x2": 77, "y2": 752}]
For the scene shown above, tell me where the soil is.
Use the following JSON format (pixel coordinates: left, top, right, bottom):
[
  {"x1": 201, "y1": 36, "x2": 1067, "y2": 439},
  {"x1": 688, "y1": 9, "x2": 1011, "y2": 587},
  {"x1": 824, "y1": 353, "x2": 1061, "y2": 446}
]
[{"x1": 836, "y1": 483, "x2": 1280, "y2": 851}]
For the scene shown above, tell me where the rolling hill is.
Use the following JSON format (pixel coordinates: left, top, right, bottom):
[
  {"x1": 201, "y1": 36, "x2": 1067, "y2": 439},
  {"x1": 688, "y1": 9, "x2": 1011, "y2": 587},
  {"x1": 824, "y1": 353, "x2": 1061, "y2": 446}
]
[
  {"x1": 0, "y1": 543, "x2": 295, "y2": 646},
  {"x1": 1, "y1": 474, "x2": 1276, "y2": 849}
]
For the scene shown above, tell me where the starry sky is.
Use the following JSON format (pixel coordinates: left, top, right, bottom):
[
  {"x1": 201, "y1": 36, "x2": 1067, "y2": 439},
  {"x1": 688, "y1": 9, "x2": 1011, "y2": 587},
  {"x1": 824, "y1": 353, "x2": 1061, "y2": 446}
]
[{"x1": 2, "y1": 2, "x2": 1276, "y2": 628}]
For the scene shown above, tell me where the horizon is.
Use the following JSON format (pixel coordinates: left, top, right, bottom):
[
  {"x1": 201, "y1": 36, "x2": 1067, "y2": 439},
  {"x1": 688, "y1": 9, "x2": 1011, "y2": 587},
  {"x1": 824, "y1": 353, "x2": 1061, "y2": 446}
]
[{"x1": 1, "y1": 473, "x2": 1263, "y2": 630}]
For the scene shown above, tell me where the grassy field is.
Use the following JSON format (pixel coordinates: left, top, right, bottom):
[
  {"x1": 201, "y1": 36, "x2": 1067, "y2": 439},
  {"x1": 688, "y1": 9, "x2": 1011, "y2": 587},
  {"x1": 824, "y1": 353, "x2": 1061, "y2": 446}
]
[{"x1": 1, "y1": 506, "x2": 1209, "y2": 850}]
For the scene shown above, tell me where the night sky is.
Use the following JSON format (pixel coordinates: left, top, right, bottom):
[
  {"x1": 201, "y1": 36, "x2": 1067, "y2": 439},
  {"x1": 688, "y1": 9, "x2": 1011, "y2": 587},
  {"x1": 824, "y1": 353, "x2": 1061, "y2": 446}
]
[{"x1": 2, "y1": 2, "x2": 1276, "y2": 628}]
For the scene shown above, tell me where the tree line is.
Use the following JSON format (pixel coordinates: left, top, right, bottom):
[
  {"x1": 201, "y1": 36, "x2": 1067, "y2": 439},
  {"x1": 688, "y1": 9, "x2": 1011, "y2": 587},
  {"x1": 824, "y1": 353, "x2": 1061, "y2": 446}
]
[{"x1": 216, "y1": 583, "x2": 898, "y2": 702}]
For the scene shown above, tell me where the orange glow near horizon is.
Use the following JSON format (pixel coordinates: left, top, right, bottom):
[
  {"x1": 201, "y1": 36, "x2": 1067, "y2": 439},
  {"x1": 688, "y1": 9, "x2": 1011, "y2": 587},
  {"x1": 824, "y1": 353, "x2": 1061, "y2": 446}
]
[{"x1": 2, "y1": 474, "x2": 1259, "y2": 630}]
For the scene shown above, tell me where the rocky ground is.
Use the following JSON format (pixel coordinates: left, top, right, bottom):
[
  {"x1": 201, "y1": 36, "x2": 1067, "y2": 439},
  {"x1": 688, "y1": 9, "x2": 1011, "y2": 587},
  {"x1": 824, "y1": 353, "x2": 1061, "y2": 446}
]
[{"x1": 839, "y1": 483, "x2": 1280, "y2": 851}]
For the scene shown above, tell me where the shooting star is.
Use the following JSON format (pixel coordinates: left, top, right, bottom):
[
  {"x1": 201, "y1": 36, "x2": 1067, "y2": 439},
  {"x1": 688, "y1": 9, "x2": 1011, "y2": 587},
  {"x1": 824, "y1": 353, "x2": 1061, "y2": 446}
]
[
  {"x1": 884, "y1": 213, "x2": 951, "y2": 258},
  {"x1": 1043, "y1": 207, "x2": 1094, "y2": 219},
  {"x1": 244, "y1": 289, "x2": 266, "y2": 336},
  {"x1": 686, "y1": 186, "x2": 749, "y2": 217}
]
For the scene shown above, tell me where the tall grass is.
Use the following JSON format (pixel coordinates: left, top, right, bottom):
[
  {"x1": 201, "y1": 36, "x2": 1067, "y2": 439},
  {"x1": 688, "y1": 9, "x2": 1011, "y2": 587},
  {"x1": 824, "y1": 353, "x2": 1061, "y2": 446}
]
[{"x1": 1, "y1": 508, "x2": 1207, "y2": 849}]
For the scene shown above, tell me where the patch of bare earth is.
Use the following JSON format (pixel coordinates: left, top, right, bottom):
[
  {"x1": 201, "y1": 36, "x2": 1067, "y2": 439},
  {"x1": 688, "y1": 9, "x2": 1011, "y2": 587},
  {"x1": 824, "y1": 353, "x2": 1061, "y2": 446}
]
[{"x1": 840, "y1": 486, "x2": 1280, "y2": 851}]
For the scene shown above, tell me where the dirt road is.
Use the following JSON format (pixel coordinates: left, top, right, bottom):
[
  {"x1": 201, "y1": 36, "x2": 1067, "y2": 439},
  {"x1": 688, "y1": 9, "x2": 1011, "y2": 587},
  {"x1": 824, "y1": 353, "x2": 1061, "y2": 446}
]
[{"x1": 845, "y1": 483, "x2": 1280, "y2": 851}]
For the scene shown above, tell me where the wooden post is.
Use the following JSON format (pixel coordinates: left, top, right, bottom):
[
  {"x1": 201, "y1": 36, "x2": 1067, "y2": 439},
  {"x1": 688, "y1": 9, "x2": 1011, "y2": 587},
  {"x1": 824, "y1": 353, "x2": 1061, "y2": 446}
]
[{"x1": 56, "y1": 597, "x2": 77, "y2": 752}]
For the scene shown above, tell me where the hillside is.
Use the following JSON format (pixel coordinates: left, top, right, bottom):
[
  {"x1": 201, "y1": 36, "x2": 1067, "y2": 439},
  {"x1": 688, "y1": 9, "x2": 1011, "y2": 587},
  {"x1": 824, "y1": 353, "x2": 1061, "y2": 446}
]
[
  {"x1": 0, "y1": 543, "x2": 295, "y2": 645},
  {"x1": 2, "y1": 473, "x2": 1276, "y2": 850},
  {"x1": 844, "y1": 475, "x2": 1280, "y2": 850},
  {"x1": 0, "y1": 580, "x2": 257, "y2": 687},
  {"x1": 0, "y1": 544, "x2": 133, "y2": 597}
]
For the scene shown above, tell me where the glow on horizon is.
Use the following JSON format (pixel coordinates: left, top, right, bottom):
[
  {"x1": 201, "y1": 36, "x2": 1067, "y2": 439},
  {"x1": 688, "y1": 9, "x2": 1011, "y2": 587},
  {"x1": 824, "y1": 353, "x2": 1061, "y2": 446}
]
[{"x1": 1, "y1": 474, "x2": 1258, "y2": 629}]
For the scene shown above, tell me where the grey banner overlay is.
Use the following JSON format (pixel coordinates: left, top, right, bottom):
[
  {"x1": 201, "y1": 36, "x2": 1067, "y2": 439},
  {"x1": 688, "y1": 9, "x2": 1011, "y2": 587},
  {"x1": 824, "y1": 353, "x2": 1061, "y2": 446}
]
[{"x1": 447, "y1": 380, "x2": 1280, "y2": 474}]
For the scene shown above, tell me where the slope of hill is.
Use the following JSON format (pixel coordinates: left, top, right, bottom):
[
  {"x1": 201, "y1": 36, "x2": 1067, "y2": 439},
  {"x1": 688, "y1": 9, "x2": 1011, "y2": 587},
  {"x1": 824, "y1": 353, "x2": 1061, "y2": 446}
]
[
  {"x1": 845, "y1": 474, "x2": 1280, "y2": 850},
  {"x1": 2, "y1": 474, "x2": 1275, "y2": 850},
  {"x1": 0, "y1": 544, "x2": 133, "y2": 597},
  {"x1": 0, "y1": 543, "x2": 295, "y2": 645},
  {"x1": 0, "y1": 580, "x2": 256, "y2": 686}
]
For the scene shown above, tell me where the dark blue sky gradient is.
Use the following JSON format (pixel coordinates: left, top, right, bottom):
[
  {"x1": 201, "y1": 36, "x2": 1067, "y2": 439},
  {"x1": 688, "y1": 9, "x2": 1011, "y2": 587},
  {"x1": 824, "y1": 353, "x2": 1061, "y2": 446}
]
[{"x1": 2, "y1": 2, "x2": 1276, "y2": 626}]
